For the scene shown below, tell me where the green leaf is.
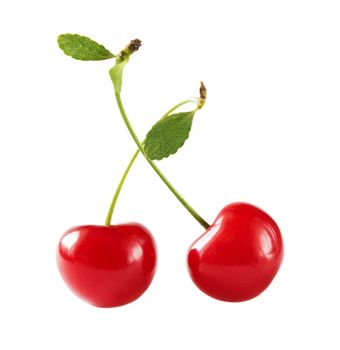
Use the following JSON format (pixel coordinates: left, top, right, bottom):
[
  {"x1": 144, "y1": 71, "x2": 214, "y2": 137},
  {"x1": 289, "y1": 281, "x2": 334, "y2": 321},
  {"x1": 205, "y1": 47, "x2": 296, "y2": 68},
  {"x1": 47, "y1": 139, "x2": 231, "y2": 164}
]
[
  {"x1": 109, "y1": 59, "x2": 128, "y2": 93},
  {"x1": 57, "y1": 34, "x2": 114, "y2": 61},
  {"x1": 144, "y1": 112, "x2": 195, "y2": 160}
]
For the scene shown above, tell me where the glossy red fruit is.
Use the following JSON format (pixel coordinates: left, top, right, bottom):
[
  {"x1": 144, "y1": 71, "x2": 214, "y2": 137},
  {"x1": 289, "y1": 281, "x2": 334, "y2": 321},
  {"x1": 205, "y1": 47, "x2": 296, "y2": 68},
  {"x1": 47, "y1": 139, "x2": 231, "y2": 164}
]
[
  {"x1": 187, "y1": 203, "x2": 283, "y2": 302},
  {"x1": 57, "y1": 223, "x2": 157, "y2": 307}
]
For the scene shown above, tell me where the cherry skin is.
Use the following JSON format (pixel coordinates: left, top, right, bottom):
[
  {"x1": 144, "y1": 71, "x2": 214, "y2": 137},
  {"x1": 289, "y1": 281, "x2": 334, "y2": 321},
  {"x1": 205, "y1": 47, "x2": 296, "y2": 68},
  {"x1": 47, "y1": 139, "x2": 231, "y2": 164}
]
[
  {"x1": 57, "y1": 223, "x2": 157, "y2": 307},
  {"x1": 187, "y1": 202, "x2": 283, "y2": 302}
]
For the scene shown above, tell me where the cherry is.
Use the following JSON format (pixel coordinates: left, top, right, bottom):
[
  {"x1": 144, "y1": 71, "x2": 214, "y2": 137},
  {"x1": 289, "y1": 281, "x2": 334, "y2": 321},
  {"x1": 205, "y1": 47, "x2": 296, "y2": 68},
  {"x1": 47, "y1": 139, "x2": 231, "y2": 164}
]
[
  {"x1": 57, "y1": 223, "x2": 157, "y2": 307},
  {"x1": 187, "y1": 203, "x2": 283, "y2": 302}
]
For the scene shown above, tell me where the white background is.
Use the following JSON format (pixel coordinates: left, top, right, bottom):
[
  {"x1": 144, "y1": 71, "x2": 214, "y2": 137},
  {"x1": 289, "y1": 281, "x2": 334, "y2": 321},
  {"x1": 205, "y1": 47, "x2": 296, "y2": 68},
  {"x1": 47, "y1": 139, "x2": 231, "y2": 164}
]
[{"x1": 1, "y1": 0, "x2": 339, "y2": 349}]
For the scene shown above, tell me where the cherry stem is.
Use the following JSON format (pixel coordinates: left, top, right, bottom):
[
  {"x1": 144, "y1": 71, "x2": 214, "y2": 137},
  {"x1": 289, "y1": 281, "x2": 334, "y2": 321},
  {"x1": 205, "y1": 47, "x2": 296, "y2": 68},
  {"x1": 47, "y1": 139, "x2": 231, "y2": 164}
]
[
  {"x1": 105, "y1": 148, "x2": 139, "y2": 226},
  {"x1": 105, "y1": 99, "x2": 197, "y2": 226},
  {"x1": 112, "y1": 91, "x2": 210, "y2": 229}
]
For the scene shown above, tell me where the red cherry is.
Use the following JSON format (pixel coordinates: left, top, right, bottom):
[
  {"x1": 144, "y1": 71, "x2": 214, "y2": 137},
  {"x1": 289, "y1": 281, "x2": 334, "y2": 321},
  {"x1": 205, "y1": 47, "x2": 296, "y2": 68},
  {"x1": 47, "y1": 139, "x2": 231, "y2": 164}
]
[
  {"x1": 187, "y1": 203, "x2": 283, "y2": 302},
  {"x1": 57, "y1": 223, "x2": 157, "y2": 307}
]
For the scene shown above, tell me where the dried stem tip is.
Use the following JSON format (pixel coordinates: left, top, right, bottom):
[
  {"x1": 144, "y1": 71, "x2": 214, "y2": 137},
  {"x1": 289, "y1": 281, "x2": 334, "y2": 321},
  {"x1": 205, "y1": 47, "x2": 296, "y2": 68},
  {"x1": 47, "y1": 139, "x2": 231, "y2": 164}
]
[
  {"x1": 200, "y1": 81, "x2": 207, "y2": 100},
  {"x1": 128, "y1": 39, "x2": 142, "y2": 53},
  {"x1": 119, "y1": 39, "x2": 142, "y2": 61},
  {"x1": 197, "y1": 81, "x2": 207, "y2": 109}
]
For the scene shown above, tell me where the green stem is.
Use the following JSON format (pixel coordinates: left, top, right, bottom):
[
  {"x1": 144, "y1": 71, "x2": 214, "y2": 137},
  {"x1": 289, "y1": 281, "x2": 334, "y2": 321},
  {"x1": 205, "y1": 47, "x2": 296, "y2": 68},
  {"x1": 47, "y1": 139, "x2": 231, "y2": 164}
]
[
  {"x1": 114, "y1": 91, "x2": 210, "y2": 229},
  {"x1": 105, "y1": 149, "x2": 139, "y2": 225},
  {"x1": 160, "y1": 98, "x2": 198, "y2": 118},
  {"x1": 105, "y1": 99, "x2": 199, "y2": 225}
]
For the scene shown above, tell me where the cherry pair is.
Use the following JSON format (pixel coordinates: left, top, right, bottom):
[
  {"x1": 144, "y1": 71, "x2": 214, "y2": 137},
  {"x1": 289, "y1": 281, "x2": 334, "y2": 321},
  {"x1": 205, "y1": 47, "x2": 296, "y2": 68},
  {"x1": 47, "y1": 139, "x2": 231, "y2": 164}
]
[
  {"x1": 57, "y1": 202, "x2": 283, "y2": 307},
  {"x1": 56, "y1": 34, "x2": 284, "y2": 307}
]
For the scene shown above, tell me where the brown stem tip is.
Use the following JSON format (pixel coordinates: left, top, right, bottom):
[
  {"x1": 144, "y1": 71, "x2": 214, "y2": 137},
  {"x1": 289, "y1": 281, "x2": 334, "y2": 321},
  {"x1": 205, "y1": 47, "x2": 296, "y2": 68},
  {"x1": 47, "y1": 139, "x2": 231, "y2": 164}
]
[
  {"x1": 128, "y1": 39, "x2": 142, "y2": 53},
  {"x1": 200, "y1": 81, "x2": 207, "y2": 100},
  {"x1": 197, "y1": 81, "x2": 207, "y2": 109}
]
